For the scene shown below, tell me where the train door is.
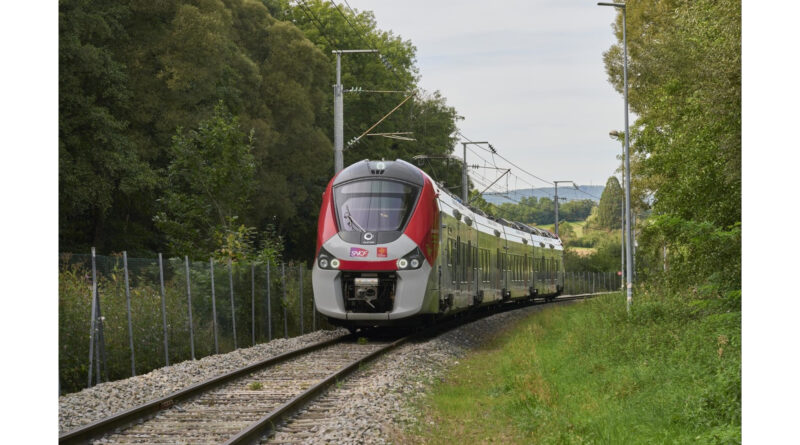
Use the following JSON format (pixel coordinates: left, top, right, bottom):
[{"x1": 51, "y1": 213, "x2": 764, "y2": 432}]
[{"x1": 524, "y1": 253, "x2": 529, "y2": 290}]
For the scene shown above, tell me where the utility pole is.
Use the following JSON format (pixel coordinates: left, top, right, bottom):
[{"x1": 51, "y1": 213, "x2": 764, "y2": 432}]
[
  {"x1": 553, "y1": 180, "x2": 577, "y2": 237},
  {"x1": 460, "y1": 141, "x2": 490, "y2": 202},
  {"x1": 599, "y1": 2, "x2": 633, "y2": 312},
  {"x1": 333, "y1": 49, "x2": 378, "y2": 174}
]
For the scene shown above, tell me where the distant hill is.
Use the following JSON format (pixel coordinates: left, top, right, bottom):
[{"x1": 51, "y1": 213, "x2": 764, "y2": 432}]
[{"x1": 483, "y1": 186, "x2": 604, "y2": 205}]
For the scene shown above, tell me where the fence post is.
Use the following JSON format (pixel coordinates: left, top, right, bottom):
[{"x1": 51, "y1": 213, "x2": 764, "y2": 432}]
[
  {"x1": 229, "y1": 258, "x2": 237, "y2": 350},
  {"x1": 282, "y1": 263, "x2": 288, "y2": 339},
  {"x1": 185, "y1": 256, "x2": 195, "y2": 360},
  {"x1": 123, "y1": 251, "x2": 136, "y2": 377},
  {"x1": 299, "y1": 266, "x2": 304, "y2": 335},
  {"x1": 266, "y1": 263, "x2": 272, "y2": 342},
  {"x1": 158, "y1": 253, "x2": 170, "y2": 366},
  {"x1": 210, "y1": 258, "x2": 218, "y2": 354},
  {"x1": 251, "y1": 263, "x2": 255, "y2": 346},
  {"x1": 87, "y1": 248, "x2": 98, "y2": 388}
]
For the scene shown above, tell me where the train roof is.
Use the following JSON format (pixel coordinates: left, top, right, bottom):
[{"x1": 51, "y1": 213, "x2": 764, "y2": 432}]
[{"x1": 338, "y1": 159, "x2": 562, "y2": 249}]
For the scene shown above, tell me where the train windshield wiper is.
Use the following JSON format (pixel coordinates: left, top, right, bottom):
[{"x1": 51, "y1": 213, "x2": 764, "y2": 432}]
[{"x1": 344, "y1": 205, "x2": 365, "y2": 232}]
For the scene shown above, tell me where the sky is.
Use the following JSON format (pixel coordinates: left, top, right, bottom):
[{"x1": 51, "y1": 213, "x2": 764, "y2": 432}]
[{"x1": 344, "y1": 0, "x2": 625, "y2": 189}]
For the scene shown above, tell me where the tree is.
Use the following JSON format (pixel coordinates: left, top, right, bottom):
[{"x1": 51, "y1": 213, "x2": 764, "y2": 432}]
[
  {"x1": 602, "y1": 0, "x2": 740, "y2": 289},
  {"x1": 154, "y1": 103, "x2": 256, "y2": 258},
  {"x1": 59, "y1": 0, "x2": 463, "y2": 262},
  {"x1": 59, "y1": 0, "x2": 158, "y2": 252},
  {"x1": 596, "y1": 176, "x2": 623, "y2": 229}
]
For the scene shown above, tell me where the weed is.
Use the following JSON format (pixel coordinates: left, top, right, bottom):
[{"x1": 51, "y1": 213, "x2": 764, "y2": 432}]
[{"x1": 247, "y1": 381, "x2": 263, "y2": 390}]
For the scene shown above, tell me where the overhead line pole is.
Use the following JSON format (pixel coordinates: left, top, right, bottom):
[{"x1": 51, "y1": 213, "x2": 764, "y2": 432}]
[
  {"x1": 333, "y1": 49, "x2": 378, "y2": 174},
  {"x1": 460, "y1": 141, "x2": 490, "y2": 202},
  {"x1": 553, "y1": 181, "x2": 578, "y2": 237},
  {"x1": 599, "y1": 2, "x2": 634, "y2": 311}
]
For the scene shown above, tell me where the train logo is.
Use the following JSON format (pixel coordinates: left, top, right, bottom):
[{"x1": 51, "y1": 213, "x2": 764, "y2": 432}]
[
  {"x1": 377, "y1": 247, "x2": 387, "y2": 258},
  {"x1": 349, "y1": 247, "x2": 369, "y2": 257}
]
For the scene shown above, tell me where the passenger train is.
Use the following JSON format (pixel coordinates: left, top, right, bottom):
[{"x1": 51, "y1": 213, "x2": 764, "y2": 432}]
[{"x1": 312, "y1": 159, "x2": 564, "y2": 330}]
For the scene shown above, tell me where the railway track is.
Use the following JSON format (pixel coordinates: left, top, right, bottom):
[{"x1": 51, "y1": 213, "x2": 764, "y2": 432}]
[
  {"x1": 260, "y1": 293, "x2": 601, "y2": 444},
  {"x1": 60, "y1": 292, "x2": 605, "y2": 444}
]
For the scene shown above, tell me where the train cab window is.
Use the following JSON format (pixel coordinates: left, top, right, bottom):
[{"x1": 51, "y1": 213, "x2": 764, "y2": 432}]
[{"x1": 333, "y1": 180, "x2": 419, "y2": 232}]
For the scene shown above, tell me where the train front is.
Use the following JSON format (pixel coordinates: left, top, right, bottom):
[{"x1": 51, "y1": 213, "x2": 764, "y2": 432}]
[{"x1": 313, "y1": 159, "x2": 439, "y2": 328}]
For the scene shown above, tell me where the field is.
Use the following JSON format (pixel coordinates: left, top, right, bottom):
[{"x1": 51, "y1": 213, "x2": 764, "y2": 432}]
[{"x1": 407, "y1": 290, "x2": 741, "y2": 444}]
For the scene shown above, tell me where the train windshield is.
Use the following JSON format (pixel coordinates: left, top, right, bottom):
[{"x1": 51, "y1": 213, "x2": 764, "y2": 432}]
[{"x1": 333, "y1": 180, "x2": 419, "y2": 232}]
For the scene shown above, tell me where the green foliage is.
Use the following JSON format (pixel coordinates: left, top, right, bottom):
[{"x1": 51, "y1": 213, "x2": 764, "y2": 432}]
[
  {"x1": 59, "y1": 0, "x2": 463, "y2": 262},
  {"x1": 59, "y1": 254, "x2": 325, "y2": 394},
  {"x1": 603, "y1": 0, "x2": 740, "y2": 291},
  {"x1": 597, "y1": 176, "x2": 623, "y2": 229},
  {"x1": 467, "y1": 189, "x2": 497, "y2": 214},
  {"x1": 638, "y1": 215, "x2": 741, "y2": 291},
  {"x1": 491, "y1": 196, "x2": 596, "y2": 226},
  {"x1": 59, "y1": 0, "x2": 159, "y2": 252},
  {"x1": 154, "y1": 103, "x2": 257, "y2": 259},
  {"x1": 410, "y1": 290, "x2": 741, "y2": 443}
]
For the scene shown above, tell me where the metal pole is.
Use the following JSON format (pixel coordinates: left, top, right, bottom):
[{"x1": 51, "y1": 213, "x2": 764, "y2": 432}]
[
  {"x1": 621, "y1": 143, "x2": 625, "y2": 289},
  {"x1": 462, "y1": 142, "x2": 468, "y2": 202},
  {"x1": 123, "y1": 251, "x2": 136, "y2": 377},
  {"x1": 184, "y1": 256, "x2": 195, "y2": 360},
  {"x1": 96, "y1": 271, "x2": 108, "y2": 383},
  {"x1": 251, "y1": 263, "x2": 255, "y2": 346},
  {"x1": 299, "y1": 266, "x2": 304, "y2": 335},
  {"x1": 158, "y1": 253, "x2": 169, "y2": 366},
  {"x1": 554, "y1": 183, "x2": 559, "y2": 237},
  {"x1": 87, "y1": 247, "x2": 97, "y2": 388},
  {"x1": 622, "y1": 7, "x2": 633, "y2": 311},
  {"x1": 282, "y1": 263, "x2": 288, "y2": 339},
  {"x1": 266, "y1": 263, "x2": 272, "y2": 341},
  {"x1": 229, "y1": 258, "x2": 237, "y2": 349},
  {"x1": 334, "y1": 52, "x2": 343, "y2": 173},
  {"x1": 210, "y1": 258, "x2": 218, "y2": 354},
  {"x1": 632, "y1": 212, "x2": 637, "y2": 281},
  {"x1": 332, "y1": 49, "x2": 379, "y2": 174}
]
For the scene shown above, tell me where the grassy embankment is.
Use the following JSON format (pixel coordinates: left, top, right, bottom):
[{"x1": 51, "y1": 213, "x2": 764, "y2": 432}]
[{"x1": 407, "y1": 290, "x2": 741, "y2": 444}]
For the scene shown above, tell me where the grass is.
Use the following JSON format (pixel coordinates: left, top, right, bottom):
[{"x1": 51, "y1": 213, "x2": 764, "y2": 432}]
[{"x1": 407, "y1": 290, "x2": 741, "y2": 444}]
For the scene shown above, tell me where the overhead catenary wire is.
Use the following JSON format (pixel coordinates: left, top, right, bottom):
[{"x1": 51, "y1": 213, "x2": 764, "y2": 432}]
[{"x1": 313, "y1": 2, "x2": 603, "y2": 201}]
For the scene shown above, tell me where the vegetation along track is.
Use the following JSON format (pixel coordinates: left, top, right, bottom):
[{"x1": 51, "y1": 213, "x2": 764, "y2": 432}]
[{"x1": 60, "y1": 293, "x2": 601, "y2": 444}]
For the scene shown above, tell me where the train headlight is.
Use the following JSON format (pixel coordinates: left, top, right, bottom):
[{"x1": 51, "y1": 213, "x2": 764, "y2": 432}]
[
  {"x1": 397, "y1": 248, "x2": 424, "y2": 270},
  {"x1": 317, "y1": 248, "x2": 339, "y2": 270}
]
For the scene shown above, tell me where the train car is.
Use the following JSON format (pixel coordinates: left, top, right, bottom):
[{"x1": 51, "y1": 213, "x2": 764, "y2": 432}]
[{"x1": 312, "y1": 159, "x2": 563, "y2": 330}]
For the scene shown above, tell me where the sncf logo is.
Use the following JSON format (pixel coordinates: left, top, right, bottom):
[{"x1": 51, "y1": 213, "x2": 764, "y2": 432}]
[{"x1": 349, "y1": 247, "x2": 369, "y2": 258}]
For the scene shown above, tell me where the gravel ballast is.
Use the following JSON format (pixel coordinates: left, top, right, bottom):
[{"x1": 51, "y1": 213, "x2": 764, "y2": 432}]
[
  {"x1": 59, "y1": 302, "x2": 571, "y2": 443},
  {"x1": 58, "y1": 329, "x2": 347, "y2": 434}
]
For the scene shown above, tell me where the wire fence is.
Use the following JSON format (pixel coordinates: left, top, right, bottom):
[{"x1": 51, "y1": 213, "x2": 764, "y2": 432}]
[
  {"x1": 59, "y1": 249, "x2": 622, "y2": 395},
  {"x1": 59, "y1": 249, "x2": 329, "y2": 395},
  {"x1": 562, "y1": 270, "x2": 622, "y2": 295}
]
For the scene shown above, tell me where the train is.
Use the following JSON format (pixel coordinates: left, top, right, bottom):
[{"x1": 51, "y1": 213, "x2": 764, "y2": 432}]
[{"x1": 312, "y1": 159, "x2": 564, "y2": 331}]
